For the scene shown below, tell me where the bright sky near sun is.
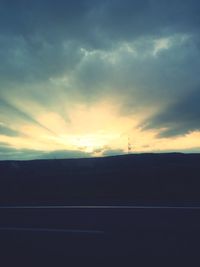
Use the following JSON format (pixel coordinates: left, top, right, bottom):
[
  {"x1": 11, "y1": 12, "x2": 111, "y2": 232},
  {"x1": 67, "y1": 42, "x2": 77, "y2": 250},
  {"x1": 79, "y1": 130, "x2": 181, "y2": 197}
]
[{"x1": 0, "y1": 0, "x2": 200, "y2": 159}]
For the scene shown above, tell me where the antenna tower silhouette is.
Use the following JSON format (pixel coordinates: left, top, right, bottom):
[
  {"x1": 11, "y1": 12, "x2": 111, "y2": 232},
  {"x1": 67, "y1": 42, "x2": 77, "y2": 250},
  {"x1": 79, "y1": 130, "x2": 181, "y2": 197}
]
[{"x1": 128, "y1": 137, "x2": 132, "y2": 154}]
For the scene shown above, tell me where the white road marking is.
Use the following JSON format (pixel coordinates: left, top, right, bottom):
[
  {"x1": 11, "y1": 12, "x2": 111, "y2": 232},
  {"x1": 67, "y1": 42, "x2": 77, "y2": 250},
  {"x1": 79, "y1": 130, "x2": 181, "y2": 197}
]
[{"x1": 0, "y1": 227, "x2": 104, "y2": 234}]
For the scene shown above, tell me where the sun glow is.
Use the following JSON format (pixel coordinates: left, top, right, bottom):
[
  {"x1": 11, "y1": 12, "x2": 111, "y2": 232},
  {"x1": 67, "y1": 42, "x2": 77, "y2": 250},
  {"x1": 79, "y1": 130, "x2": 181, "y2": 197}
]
[
  {"x1": 55, "y1": 132, "x2": 121, "y2": 153},
  {"x1": 40, "y1": 100, "x2": 138, "y2": 153},
  {"x1": 2, "y1": 97, "x2": 200, "y2": 158},
  {"x1": 73, "y1": 135, "x2": 99, "y2": 152}
]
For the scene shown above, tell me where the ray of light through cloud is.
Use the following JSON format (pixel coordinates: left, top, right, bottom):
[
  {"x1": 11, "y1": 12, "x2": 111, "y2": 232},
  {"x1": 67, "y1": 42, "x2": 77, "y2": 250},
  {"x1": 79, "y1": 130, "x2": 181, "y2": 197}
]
[{"x1": 0, "y1": 0, "x2": 200, "y2": 159}]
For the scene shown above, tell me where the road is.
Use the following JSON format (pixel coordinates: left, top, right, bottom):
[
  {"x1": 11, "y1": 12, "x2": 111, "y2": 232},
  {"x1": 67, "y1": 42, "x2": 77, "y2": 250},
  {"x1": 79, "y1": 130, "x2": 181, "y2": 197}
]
[{"x1": 0, "y1": 206, "x2": 200, "y2": 266}]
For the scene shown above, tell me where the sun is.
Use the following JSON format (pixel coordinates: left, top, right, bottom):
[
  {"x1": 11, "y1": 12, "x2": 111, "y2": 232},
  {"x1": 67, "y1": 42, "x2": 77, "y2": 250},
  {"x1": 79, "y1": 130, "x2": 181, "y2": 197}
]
[
  {"x1": 49, "y1": 131, "x2": 121, "y2": 154},
  {"x1": 73, "y1": 136, "x2": 101, "y2": 152},
  {"x1": 62, "y1": 133, "x2": 112, "y2": 153}
]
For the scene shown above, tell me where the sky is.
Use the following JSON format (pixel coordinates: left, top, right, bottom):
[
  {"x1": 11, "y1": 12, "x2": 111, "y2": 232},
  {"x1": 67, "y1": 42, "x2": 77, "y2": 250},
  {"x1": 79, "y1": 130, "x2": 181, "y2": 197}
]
[{"x1": 0, "y1": 0, "x2": 200, "y2": 160}]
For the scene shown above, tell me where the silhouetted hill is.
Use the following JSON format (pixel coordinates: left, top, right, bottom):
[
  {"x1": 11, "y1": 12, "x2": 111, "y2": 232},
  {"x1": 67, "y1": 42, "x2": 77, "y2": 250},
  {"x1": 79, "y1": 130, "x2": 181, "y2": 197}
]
[{"x1": 0, "y1": 153, "x2": 200, "y2": 205}]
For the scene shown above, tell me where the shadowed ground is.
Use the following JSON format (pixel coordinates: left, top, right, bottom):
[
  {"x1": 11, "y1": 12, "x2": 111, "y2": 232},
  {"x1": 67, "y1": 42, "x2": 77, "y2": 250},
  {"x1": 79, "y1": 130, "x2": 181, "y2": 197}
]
[
  {"x1": 1, "y1": 154, "x2": 200, "y2": 266},
  {"x1": 0, "y1": 206, "x2": 200, "y2": 266},
  {"x1": 1, "y1": 153, "x2": 200, "y2": 206}
]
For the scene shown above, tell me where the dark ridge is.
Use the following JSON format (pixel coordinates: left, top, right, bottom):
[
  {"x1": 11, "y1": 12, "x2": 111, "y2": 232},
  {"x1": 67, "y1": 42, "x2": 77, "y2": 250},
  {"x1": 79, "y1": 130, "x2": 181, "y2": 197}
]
[{"x1": 0, "y1": 153, "x2": 200, "y2": 206}]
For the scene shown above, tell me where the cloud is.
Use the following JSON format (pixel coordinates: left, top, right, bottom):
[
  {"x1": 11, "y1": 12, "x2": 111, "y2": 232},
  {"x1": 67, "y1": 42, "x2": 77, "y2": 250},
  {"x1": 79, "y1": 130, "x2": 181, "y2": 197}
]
[
  {"x1": 43, "y1": 150, "x2": 92, "y2": 159},
  {"x1": 0, "y1": 0, "x2": 200, "y2": 86},
  {"x1": 0, "y1": 0, "x2": 200, "y2": 157},
  {"x1": 1, "y1": 0, "x2": 200, "y2": 42},
  {"x1": 0, "y1": 123, "x2": 21, "y2": 137},
  {"x1": 70, "y1": 33, "x2": 200, "y2": 112},
  {"x1": 142, "y1": 88, "x2": 200, "y2": 137},
  {"x1": 102, "y1": 149, "x2": 125, "y2": 157},
  {"x1": 0, "y1": 35, "x2": 84, "y2": 85},
  {"x1": 0, "y1": 98, "x2": 58, "y2": 136},
  {"x1": 0, "y1": 143, "x2": 91, "y2": 160}
]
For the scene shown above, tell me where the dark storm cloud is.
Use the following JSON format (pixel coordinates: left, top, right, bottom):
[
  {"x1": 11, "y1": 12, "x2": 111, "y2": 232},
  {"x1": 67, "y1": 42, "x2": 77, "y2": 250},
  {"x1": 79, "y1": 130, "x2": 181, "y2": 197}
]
[
  {"x1": 0, "y1": 34, "x2": 83, "y2": 84},
  {"x1": 73, "y1": 33, "x2": 200, "y2": 113},
  {"x1": 0, "y1": 0, "x2": 200, "y2": 144},
  {"x1": 142, "y1": 88, "x2": 200, "y2": 137},
  {"x1": 1, "y1": 0, "x2": 200, "y2": 43},
  {"x1": 0, "y1": 0, "x2": 199, "y2": 86}
]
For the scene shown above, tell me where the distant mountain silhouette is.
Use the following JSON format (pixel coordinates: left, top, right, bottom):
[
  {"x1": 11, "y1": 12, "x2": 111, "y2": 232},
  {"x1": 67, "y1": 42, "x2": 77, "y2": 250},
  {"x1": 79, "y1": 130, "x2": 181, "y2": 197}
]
[{"x1": 1, "y1": 153, "x2": 200, "y2": 206}]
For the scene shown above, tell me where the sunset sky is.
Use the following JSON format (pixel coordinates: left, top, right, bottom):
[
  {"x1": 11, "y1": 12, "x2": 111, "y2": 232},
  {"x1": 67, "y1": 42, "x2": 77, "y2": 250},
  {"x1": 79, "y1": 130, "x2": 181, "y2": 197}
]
[{"x1": 0, "y1": 0, "x2": 200, "y2": 160}]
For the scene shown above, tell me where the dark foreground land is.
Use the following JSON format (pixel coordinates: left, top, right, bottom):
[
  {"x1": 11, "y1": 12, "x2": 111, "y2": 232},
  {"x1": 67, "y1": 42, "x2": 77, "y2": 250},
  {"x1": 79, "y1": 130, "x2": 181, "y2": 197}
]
[
  {"x1": 1, "y1": 153, "x2": 200, "y2": 266},
  {"x1": 1, "y1": 153, "x2": 200, "y2": 205},
  {"x1": 1, "y1": 206, "x2": 200, "y2": 266}
]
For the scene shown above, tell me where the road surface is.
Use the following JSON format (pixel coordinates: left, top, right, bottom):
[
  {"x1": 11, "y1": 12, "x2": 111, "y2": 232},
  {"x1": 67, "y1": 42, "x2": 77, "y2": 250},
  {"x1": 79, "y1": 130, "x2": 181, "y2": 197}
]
[{"x1": 0, "y1": 206, "x2": 200, "y2": 266}]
